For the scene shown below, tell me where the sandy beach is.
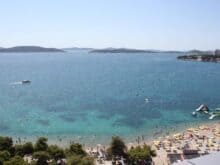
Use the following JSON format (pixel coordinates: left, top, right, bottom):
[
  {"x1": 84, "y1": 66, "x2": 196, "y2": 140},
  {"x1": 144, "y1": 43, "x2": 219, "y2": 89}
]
[
  {"x1": 8, "y1": 121, "x2": 220, "y2": 165},
  {"x1": 86, "y1": 121, "x2": 220, "y2": 165},
  {"x1": 150, "y1": 122, "x2": 220, "y2": 165}
]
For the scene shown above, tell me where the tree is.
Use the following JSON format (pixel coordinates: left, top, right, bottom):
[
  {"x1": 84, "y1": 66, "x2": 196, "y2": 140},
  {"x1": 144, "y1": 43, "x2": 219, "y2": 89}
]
[
  {"x1": 14, "y1": 145, "x2": 24, "y2": 157},
  {"x1": 67, "y1": 155, "x2": 81, "y2": 165},
  {"x1": 4, "y1": 156, "x2": 28, "y2": 165},
  {"x1": 127, "y1": 145, "x2": 156, "y2": 165},
  {"x1": 34, "y1": 137, "x2": 48, "y2": 151},
  {"x1": 108, "y1": 136, "x2": 126, "y2": 158},
  {"x1": 66, "y1": 143, "x2": 87, "y2": 157},
  {"x1": 0, "y1": 137, "x2": 13, "y2": 151},
  {"x1": 33, "y1": 151, "x2": 50, "y2": 165},
  {"x1": 67, "y1": 155, "x2": 94, "y2": 165},
  {"x1": 0, "y1": 151, "x2": 10, "y2": 165},
  {"x1": 22, "y1": 142, "x2": 34, "y2": 155},
  {"x1": 47, "y1": 145, "x2": 65, "y2": 161},
  {"x1": 14, "y1": 142, "x2": 34, "y2": 157}
]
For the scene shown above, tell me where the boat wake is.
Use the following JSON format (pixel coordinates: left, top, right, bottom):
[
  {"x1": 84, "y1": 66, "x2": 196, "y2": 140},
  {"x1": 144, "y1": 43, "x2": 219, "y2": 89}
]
[
  {"x1": 9, "y1": 81, "x2": 23, "y2": 85},
  {"x1": 9, "y1": 80, "x2": 31, "y2": 85}
]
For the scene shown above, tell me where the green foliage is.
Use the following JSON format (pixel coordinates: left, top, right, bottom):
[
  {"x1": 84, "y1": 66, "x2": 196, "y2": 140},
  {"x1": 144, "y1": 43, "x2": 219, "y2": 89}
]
[
  {"x1": 127, "y1": 145, "x2": 156, "y2": 164},
  {"x1": 48, "y1": 160, "x2": 57, "y2": 165},
  {"x1": 66, "y1": 143, "x2": 87, "y2": 157},
  {"x1": 15, "y1": 142, "x2": 34, "y2": 157},
  {"x1": 0, "y1": 137, "x2": 13, "y2": 151},
  {"x1": 22, "y1": 142, "x2": 34, "y2": 155},
  {"x1": 34, "y1": 137, "x2": 48, "y2": 151},
  {"x1": 108, "y1": 136, "x2": 126, "y2": 158},
  {"x1": 80, "y1": 156, "x2": 95, "y2": 165},
  {"x1": 47, "y1": 145, "x2": 65, "y2": 161},
  {"x1": 67, "y1": 155, "x2": 94, "y2": 165},
  {"x1": 3, "y1": 156, "x2": 28, "y2": 165},
  {"x1": 14, "y1": 145, "x2": 24, "y2": 157},
  {"x1": 0, "y1": 151, "x2": 10, "y2": 165},
  {"x1": 33, "y1": 151, "x2": 50, "y2": 165}
]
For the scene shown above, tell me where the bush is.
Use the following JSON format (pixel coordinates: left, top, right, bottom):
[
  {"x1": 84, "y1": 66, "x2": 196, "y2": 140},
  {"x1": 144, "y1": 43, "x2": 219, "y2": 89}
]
[
  {"x1": 4, "y1": 156, "x2": 28, "y2": 165},
  {"x1": 127, "y1": 145, "x2": 156, "y2": 164},
  {"x1": 108, "y1": 136, "x2": 126, "y2": 158},
  {"x1": 0, "y1": 151, "x2": 10, "y2": 165},
  {"x1": 22, "y1": 142, "x2": 34, "y2": 155},
  {"x1": 67, "y1": 155, "x2": 94, "y2": 165},
  {"x1": 34, "y1": 137, "x2": 48, "y2": 151},
  {"x1": 66, "y1": 143, "x2": 87, "y2": 157},
  {"x1": 80, "y1": 156, "x2": 95, "y2": 165},
  {"x1": 14, "y1": 145, "x2": 24, "y2": 157},
  {"x1": 14, "y1": 142, "x2": 34, "y2": 157},
  {"x1": 47, "y1": 145, "x2": 65, "y2": 161},
  {"x1": 0, "y1": 137, "x2": 13, "y2": 151},
  {"x1": 33, "y1": 151, "x2": 50, "y2": 165}
]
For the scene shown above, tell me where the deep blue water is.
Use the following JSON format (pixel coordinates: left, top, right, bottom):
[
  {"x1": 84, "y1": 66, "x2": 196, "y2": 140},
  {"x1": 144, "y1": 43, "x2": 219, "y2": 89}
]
[{"x1": 0, "y1": 51, "x2": 220, "y2": 143}]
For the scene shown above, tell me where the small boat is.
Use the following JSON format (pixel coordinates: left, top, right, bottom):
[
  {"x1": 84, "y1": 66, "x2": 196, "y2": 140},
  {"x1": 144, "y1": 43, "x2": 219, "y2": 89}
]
[
  {"x1": 145, "y1": 98, "x2": 149, "y2": 103},
  {"x1": 21, "y1": 80, "x2": 31, "y2": 84},
  {"x1": 209, "y1": 109, "x2": 220, "y2": 120},
  {"x1": 196, "y1": 104, "x2": 209, "y2": 113},
  {"x1": 209, "y1": 114, "x2": 216, "y2": 120}
]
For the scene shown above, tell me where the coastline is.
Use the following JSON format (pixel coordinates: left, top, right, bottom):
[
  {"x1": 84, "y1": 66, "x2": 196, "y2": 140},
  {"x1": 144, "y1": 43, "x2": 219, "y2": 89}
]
[
  {"x1": 2, "y1": 120, "x2": 219, "y2": 164},
  {"x1": 6, "y1": 120, "x2": 219, "y2": 148}
]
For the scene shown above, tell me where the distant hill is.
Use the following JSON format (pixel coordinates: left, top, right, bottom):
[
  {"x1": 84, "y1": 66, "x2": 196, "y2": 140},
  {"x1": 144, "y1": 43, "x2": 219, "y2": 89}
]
[
  {"x1": 89, "y1": 48, "x2": 184, "y2": 54},
  {"x1": 90, "y1": 48, "x2": 153, "y2": 53},
  {"x1": 0, "y1": 46, "x2": 65, "y2": 53},
  {"x1": 63, "y1": 47, "x2": 93, "y2": 51}
]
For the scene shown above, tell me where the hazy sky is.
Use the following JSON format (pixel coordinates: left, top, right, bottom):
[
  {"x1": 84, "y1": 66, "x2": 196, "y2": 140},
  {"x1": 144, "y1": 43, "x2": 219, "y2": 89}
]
[{"x1": 0, "y1": 0, "x2": 220, "y2": 50}]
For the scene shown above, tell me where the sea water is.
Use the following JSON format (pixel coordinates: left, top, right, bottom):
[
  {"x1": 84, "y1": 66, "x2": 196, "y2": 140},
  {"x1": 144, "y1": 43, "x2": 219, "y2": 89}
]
[{"x1": 0, "y1": 51, "x2": 219, "y2": 145}]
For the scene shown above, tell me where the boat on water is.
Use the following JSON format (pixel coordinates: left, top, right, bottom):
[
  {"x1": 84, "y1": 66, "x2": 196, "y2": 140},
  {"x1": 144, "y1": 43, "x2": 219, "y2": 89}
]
[
  {"x1": 21, "y1": 80, "x2": 31, "y2": 84},
  {"x1": 196, "y1": 104, "x2": 209, "y2": 114},
  {"x1": 192, "y1": 104, "x2": 210, "y2": 117},
  {"x1": 209, "y1": 114, "x2": 217, "y2": 120},
  {"x1": 209, "y1": 108, "x2": 220, "y2": 120},
  {"x1": 193, "y1": 105, "x2": 220, "y2": 120},
  {"x1": 145, "y1": 98, "x2": 149, "y2": 103}
]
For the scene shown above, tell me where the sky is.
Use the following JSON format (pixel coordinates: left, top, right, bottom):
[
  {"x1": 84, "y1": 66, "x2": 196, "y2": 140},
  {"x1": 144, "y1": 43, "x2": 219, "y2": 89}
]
[{"x1": 0, "y1": 0, "x2": 220, "y2": 50}]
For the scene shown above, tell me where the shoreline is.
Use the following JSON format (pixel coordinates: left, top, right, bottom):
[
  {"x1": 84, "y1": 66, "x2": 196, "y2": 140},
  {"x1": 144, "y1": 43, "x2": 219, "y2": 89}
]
[
  {"x1": 1, "y1": 121, "x2": 220, "y2": 164},
  {"x1": 3, "y1": 120, "x2": 218, "y2": 149}
]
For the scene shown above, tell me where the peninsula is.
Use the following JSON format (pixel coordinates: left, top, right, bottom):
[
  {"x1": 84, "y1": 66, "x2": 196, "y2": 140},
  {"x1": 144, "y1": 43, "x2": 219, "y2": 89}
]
[
  {"x1": 0, "y1": 46, "x2": 65, "y2": 53},
  {"x1": 177, "y1": 49, "x2": 220, "y2": 62}
]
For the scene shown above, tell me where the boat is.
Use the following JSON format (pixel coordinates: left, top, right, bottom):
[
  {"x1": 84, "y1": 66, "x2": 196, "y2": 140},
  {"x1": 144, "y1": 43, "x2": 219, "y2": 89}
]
[
  {"x1": 209, "y1": 114, "x2": 216, "y2": 120},
  {"x1": 209, "y1": 109, "x2": 220, "y2": 120},
  {"x1": 196, "y1": 104, "x2": 209, "y2": 113},
  {"x1": 21, "y1": 80, "x2": 31, "y2": 84},
  {"x1": 145, "y1": 98, "x2": 149, "y2": 103}
]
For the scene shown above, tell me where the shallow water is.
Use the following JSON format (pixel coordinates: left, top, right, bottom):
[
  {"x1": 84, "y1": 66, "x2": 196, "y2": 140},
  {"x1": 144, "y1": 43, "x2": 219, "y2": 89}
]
[{"x1": 0, "y1": 51, "x2": 220, "y2": 144}]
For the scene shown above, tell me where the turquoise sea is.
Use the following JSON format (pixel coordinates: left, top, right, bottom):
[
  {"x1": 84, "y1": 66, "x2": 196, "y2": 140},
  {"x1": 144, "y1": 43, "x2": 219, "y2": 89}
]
[{"x1": 0, "y1": 51, "x2": 220, "y2": 145}]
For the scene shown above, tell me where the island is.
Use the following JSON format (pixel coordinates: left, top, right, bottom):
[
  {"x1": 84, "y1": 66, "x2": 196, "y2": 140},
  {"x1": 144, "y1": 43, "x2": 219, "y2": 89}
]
[
  {"x1": 177, "y1": 49, "x2": 220, "y2": 62},
  {"x1": 89, "y1": 48, "x2": 150, "y2": 53},
  {"x1": 89, "y1": 48, "x2": 183, "y2": 54},
  {"x1": 0, "y1": 46, "x2": 65, "y2": 53}
]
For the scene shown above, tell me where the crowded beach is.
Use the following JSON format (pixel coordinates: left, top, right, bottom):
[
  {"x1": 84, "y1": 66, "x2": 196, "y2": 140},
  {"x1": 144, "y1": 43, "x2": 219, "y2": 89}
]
[
  {"x1": 4, "y1": 122, "x2": 220, "y2": 165},
  {"x1": 83, "y1": 122, "x2": 220, "y2": 165}
]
